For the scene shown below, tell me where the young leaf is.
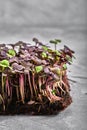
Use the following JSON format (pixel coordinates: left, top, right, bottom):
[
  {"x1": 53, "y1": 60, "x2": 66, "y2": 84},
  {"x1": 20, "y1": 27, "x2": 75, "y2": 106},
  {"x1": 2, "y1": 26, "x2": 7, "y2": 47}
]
[
  {"x1": 35, "y1": 66, "x2": 43, "y2": 73},
  {"x1": 8, "y1": 49, "x2": 16, "y2": 57},
  {"x1": 66, "y1": 55, "x2": 72, "y2": 63},
  {"x1": 41, "y1": 52, "x2": 47, "y2": 58},
  {"x1": 0, "y1": 60, "x2": 9, "y2": 68},
  {"x1": 55, "y1": 39, "x2": 61, "y2": 43},
  {"x1": 63, "y1": 64, "x2": 67, "y2": 70},
  {"x1": 50, "y1": 39, "x2": 61, "y2": 50},
  {"x1": 54, "y1": 50, "x2": 61, "y2": 56},
  {"x1": 57, "y1": 68, "x2": 61, "y2": 75},
  {"x1": 42, "y1": 46, "x2": 48, "y2": 51},
  {"x1": 50, "y1": 39, "x2": 61, "y2": 44},
  {"x1": 51, "y1": 89, "x2": 56, "y2": 95},
  {"x1": 50, "y1": 40, "x2": 57, "y2": 44}
]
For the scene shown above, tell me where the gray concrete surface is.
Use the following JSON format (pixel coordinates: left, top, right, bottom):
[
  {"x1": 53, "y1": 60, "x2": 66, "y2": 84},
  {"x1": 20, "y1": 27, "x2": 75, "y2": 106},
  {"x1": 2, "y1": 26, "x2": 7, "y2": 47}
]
[{"x1": 0, "y1": 0, "x2": 87, "y2": 130}]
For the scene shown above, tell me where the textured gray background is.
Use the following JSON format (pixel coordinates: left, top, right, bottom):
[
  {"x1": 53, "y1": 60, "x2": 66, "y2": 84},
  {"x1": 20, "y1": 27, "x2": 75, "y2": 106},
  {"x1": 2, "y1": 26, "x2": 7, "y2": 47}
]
[
  {"x1": 0, "y1": 0, "x2": 87, "y2": 42},
  {"x1": 0, "y1": 0, "x2": 87, "y2": 130}
]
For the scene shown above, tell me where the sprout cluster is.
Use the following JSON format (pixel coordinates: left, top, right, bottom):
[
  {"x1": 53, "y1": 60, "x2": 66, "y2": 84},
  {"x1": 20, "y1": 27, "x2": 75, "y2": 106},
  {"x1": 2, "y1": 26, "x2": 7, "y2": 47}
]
[{"x1": 0, "y1": 38, "x2": 75, "y2": 114}]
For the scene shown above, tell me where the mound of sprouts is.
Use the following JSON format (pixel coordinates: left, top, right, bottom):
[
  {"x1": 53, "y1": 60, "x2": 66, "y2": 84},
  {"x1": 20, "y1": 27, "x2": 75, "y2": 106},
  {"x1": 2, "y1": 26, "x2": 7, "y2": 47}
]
[{"x1": 0, "y1": 38, "x2": 75, "y2": 115}]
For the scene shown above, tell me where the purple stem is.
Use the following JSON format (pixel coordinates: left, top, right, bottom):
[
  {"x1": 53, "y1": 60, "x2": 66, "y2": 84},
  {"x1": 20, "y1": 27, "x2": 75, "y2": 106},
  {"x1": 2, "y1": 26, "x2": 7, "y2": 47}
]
[
  {"x1": 32, "y1": 72, "x2": 37, "y2": 97},
  {"x1": 6, "y1": 76, "x2": 10, "y2": 97},
  {"x1": 19, "y1": 74, "x2": 25, "y2": 103},
  {"x1": 27, "y1": 72, "x2": 33, "y2": 99}
]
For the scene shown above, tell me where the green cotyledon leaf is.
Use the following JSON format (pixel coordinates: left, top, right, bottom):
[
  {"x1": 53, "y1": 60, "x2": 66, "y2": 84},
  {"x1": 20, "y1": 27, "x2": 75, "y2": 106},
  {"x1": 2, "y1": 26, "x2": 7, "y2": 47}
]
[
  {"x1": 51, "y1": 89, "x2": 56, "y2": 95},
  {"x1": 63, "y1": 64, "x2": 67, "y2": 70},
  {"x1": 0, "y1": 60, "x2": 9, "y2": 68},
  {"x1": 57, "y1": 68, "x2": 61, "y2": 75},
  {"x1": 55, "y1": 39, "x2": 61, "y2": 43},
  {"x1": 8, "y1": 49, "x2": 16, "y2": 57},
  {"x1": 35, "y1": 65, "x2": 43, "y2": 73},
  {"x1": 50, "y1": 39, "x2": 61, "y2": 44},
  {"x1": 50, "y1": 40, "x2": 58, "y2": 44},
  {"x1": 66, "y1": 55, "x2": 72, "y2": 63},
  {"x1": 41, "y1": 52, "x2": 47, "y2": 58},
  {"x1": 42, "y1": 46, "x2": 48, "y2": 51},
  {"x1": 54, "y1": 50, "x2": 61, "y2": 56}
]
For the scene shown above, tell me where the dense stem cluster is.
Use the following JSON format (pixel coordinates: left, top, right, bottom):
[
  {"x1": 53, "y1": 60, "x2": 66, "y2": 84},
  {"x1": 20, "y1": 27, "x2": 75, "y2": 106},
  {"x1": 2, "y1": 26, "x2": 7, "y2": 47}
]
[{"x1": 0, "y1": 38, "x2": 75, "y2": 114}]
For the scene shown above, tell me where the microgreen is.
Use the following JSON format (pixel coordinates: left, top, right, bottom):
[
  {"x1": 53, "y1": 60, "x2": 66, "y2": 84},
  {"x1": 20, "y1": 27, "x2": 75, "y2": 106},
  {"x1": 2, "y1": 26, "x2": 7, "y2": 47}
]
[
  {"x1": 50, "y1": 39, "x2": 61, "y2": 50},
  {"x1": 66, "y1": 55, "x2": 72, "y2": 63},
  {"x1": 41, "y1": 52, "x2": 47, "y2": 58},
  {"x1": 0, "y1": 60, "x2": 12, "y2": 71},
  {"x1": 35, "y1": 65, "x2": 43, "y2": 73},
  {"x1": 57, "y1": 68, "x2": 61, "y2": 75},
  {"x1": 0, "y1": 60, "x2": 9, "y2": 68},
  {"x1": 50, "y1": 40, "x2": 58, "y2": 44},
  {"x1": 51, "y1": 89, "x2": 56, "y2": 95},
  {"x1": 63, "y1": 64, "x2": 67, "y2": 70},
  {"x1": 42, "y1": 46, "x2": 48, "y2": 51},
  {"x1": 0, "y1": 38, "x2": 75, "y2": 114},
  {"x1": 8, "y1": 49, "x2": 16, "y2": 57},
  {"x1": 55, "y1": 39, "x2": 61, "y2": 43},
  {"x1": 54, "y1": 50, "x2": 61, "y2": 56}
]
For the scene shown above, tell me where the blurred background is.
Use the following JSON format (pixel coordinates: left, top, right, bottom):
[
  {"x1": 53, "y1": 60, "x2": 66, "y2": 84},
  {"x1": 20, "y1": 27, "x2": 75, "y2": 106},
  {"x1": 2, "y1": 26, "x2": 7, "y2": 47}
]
[
  {"x1": 0, "y1": 0, "x2": 87, "y2": 42},
  {"x1": 0, "y1": 0, "x2": 87, "y2": 130}
]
